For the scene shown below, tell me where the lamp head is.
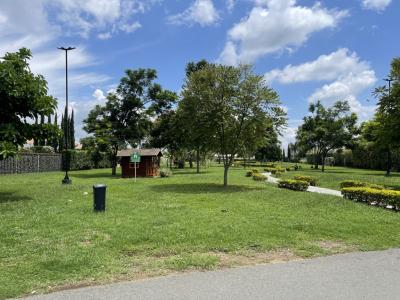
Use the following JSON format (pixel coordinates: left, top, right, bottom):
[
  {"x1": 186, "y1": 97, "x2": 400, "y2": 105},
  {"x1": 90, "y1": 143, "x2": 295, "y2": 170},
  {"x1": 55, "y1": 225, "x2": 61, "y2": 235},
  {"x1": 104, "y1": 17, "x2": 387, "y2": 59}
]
[{"x1": 58, "y1": 47, "x2": 76, "y2": 51}]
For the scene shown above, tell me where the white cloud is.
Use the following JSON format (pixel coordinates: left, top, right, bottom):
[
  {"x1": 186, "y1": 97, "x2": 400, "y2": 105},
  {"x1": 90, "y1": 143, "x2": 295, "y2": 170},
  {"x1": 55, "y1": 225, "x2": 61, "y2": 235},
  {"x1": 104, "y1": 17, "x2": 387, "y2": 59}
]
[
  {"x1": 265, "y1": 48, "x2": 377, "y2": 119},
  {"x1": 119, "y1": 21, "x2": 142, "y2": 33},
  {"x1": 362, "y1": 0, "x2": 392, "y2": 11},
  {"x1": 92, "y1": 89, "x2": 107, "y2": 102},
  {"x1": 218, "y1": 0, "x2": 347, "y2": 65},
  {"x1": 309, "y1": 70, "x2": 376, "y2": 119},
  {"x1": 47, "y1": 0, "x2": 157, "y2": 39},
  {"x1": 264, "y1": 48, "x2": 370, "y2": 84},
  {"x1": 226, "y1": 0, "x2": 235, "y2": 12},
  {"x1": 168, "y1": 0, "x2": 220, "y2": 27}
]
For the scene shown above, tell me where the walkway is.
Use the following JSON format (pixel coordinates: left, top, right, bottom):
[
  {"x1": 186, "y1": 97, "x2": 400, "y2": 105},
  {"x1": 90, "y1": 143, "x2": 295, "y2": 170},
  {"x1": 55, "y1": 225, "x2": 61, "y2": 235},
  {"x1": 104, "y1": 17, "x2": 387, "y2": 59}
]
[
  {"x1": 25, "y1": 249, "x2": 400, "y2": 300},
  {"x1": 262, "y1": 172, "x2": 342, "y2": 197}
]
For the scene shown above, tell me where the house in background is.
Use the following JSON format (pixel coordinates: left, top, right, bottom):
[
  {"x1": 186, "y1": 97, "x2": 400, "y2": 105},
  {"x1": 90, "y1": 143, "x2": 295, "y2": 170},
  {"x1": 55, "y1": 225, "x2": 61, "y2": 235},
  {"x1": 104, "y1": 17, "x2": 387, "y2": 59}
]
[{"x1": 117, "y1": 148, "x2": 162, "y2": 178}]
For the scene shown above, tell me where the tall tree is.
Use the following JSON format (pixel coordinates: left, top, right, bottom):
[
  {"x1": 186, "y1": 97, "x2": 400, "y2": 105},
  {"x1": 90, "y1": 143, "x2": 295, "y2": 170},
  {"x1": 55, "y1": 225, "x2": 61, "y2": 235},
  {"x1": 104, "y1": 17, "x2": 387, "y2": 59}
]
[
  {"x1": 182, "y1": 64, "x2": 285, "y2": 187},
  {"x1": 70, "y1": 109, "x2": 75, "y2": 149},
  {"x1": 372, "y1": 57, "x2": 400, "y2": 176},
  {"x1": 51, "y1": 114, "x2": 59, "y2": 152},
  {"x1": 0, "y1": 48, "x2": 57, "y2": 159},
  {"x1": 84, "y1": 69, "x2": 177, "y2": 175},
  {"x1": 296, "y1": 101, "x2": 358, "y2": 172}
]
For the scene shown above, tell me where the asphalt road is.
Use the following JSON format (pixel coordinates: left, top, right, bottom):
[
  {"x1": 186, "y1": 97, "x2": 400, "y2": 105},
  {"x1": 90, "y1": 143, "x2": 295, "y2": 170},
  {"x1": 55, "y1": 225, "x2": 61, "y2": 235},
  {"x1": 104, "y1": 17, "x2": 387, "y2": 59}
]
[{"x1": 24, "y1": 248, "x2": 400, "y2": 300}]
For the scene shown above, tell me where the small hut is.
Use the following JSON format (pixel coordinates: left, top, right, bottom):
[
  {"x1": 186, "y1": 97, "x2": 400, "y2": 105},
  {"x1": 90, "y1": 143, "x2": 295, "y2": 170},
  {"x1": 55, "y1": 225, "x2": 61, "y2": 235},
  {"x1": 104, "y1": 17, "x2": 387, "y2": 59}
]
[{"x1": 117, "y1": 148, "x2": 162, "y2": 178}]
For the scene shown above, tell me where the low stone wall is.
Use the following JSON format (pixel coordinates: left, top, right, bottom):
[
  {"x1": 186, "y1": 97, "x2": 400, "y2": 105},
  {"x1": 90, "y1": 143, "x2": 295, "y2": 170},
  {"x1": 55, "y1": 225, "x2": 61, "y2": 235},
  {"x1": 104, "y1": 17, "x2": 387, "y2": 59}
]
[{"x1": 0, "y1": 153, "x2": 62, "y2": 174}]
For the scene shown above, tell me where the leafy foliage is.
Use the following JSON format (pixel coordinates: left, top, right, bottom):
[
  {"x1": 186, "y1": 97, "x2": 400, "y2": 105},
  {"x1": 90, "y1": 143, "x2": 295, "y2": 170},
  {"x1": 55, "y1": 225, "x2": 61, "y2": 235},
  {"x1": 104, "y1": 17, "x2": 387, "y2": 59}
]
[
  {"x1": 278, "y1": 179, "x2": 310, "y2": 191},
  {"x1": 0, "y1": 48, "x2": 58, "y2": 159},
  {"x1": 296, "y1": 101, "x2": 358, "y2": 172}
]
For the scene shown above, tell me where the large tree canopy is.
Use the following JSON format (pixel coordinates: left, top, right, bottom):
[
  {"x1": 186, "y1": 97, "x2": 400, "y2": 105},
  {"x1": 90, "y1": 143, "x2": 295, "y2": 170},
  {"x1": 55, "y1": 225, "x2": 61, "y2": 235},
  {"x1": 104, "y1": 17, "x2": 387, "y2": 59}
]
[
  {"x1": 0, "y1": 48, "x2": 57, "y2": 159},
  {"x1": 369, "y1": 57, "x2": 400, "y2": 175},
  {"x1": 83, "y1": 68, "x2": 177, "y2": 175},
  {"x1": 181, "y1": 64, "x2": 286, "y2": 186},
  {"x1": 296, "y1": 101, "x2": 358, "y2": 172}
]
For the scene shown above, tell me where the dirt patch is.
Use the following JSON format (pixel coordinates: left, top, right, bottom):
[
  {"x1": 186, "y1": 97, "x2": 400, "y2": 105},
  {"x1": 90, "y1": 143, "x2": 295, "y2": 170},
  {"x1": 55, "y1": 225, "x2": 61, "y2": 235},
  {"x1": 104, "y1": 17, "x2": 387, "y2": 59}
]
[
  {"x1": 315, "y1": 240, "x2": 355, "y2": 253},
  {"x1": 210, "y1": 249, "x2": 301, "y2": 267}
]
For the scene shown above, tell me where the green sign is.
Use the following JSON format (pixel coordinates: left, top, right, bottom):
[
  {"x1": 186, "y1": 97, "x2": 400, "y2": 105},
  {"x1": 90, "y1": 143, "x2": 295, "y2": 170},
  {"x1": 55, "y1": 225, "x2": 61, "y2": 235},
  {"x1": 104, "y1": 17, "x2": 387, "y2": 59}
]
[{"x1": 130, "y1": 152, "x2": 141, "y2": 163}]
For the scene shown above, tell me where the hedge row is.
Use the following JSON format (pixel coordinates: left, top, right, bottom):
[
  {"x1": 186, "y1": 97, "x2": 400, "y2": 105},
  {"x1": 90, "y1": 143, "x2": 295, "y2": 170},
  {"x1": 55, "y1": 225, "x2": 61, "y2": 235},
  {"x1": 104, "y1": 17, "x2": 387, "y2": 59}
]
[
  {"x1": 340, "y1": 180, "x2": 384, "y2": 190},
  {"x1": 253, "y1": 173, "x2": 267, "y2": 181},
  {"x1": 341, "y1": 187, "x2": 400, "y2": 211},
  {"x1": 294, "y1": 175, "x2": 317, "y2": 186},
  {"x1": 278, "y1": 179, "x2": 309, "y2": 191},
  {"x1": 63, "y1": 150, "x2": 111, "y2": 171}
]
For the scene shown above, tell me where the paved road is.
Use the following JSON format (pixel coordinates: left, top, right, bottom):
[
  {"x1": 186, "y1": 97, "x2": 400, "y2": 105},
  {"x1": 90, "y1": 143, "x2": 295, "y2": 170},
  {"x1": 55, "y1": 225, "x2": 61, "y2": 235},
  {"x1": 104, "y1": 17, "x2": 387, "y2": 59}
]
[{"x1": 25, "y1": 249, "x2": 400, "y2": 300}]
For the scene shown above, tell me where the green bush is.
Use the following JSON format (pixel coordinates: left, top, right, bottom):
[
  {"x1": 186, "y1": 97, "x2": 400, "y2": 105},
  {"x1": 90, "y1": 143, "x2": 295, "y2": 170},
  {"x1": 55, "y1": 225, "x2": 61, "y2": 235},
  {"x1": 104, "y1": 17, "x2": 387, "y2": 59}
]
[
  {"x1": 253, "y1": 173, "x2": 266, "y2": 181},
  {"x1": 62, "y1": 150, "x2": 111, "y2": 171},
  {"x1": 264, "y1": 167, "x2": 277, "y2": 173},
  {"x1": 160, "y1": 169, "x2": 172, "y2": 178},
  {"x1": 294, "y1": 175, "x2": 317, "y2": 186},
  {"x1": 340, "y1": 180, "x2": 384, "y2": 190},
  {"x1": 278, "y1": 179, "x2": 309, "y2": 191},
  {"x1": 245, "y1": 171, "x2": 253, "y2": 177},
  {"x1": 341, "y1": 187, "x2": 400, "y2": 210},
  {"x1": 251, "y1": 169, "x2": 259, "y2": 173}
]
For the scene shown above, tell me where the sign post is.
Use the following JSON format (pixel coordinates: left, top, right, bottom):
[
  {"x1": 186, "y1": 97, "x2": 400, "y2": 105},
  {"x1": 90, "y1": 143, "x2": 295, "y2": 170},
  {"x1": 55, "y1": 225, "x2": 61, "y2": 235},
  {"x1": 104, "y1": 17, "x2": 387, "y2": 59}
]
[{"x1": 130, "y1": 151, "x2": 141, "y2": 182}]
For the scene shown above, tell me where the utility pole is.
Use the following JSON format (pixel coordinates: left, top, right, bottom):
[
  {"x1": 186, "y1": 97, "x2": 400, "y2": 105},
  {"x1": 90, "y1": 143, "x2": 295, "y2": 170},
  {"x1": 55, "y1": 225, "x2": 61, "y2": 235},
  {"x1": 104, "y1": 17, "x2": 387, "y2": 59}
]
[{"x1": 58, "y1": 47, "x2": 75, "y2": 184}]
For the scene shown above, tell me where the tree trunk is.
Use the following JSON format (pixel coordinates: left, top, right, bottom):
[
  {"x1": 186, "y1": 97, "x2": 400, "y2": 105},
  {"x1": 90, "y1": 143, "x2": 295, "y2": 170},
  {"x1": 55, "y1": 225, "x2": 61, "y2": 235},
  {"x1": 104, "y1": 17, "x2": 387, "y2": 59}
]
[
  {"x1": 386, "y1": 149, "x2": 392, "y2": 176},
  {"x1": 111, "y1": 160, "x2": 116, "y2": 176},
  {"x1": 223, "y1": 165, "x2": 229, "y2": 187},
  {"x1": 321, "y1": 154, "x2": 326, "y2": 172},
  {"x1": 196, "y1": 147, "x2": 200, "y2": 174}
]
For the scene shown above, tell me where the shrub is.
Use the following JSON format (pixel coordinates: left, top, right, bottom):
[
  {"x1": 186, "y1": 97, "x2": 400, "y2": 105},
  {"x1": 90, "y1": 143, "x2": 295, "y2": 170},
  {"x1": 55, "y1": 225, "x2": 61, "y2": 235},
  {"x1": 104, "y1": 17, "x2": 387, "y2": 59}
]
[
  {"x1": 294, "y1": 175, "x2": 317, "y2": 186},
  {"x1": 265, "y1": 163, "x2": 276, "y2": 168},
  {"x1": 341, "y1": 187, "x2": 400, "y2": 210},
  {"x1": 286, "y1": 167, "x2": 291, "y2": 171},
  {"x1": 251, "y1": 169, "x2": 259, "y2": 173},
  {"x1": 160, "y1": 169, "x2": 172, "y2": 178},
  {"x1": 340, "y1": 180, "x2": 384, "y2": 190},
  {"x1": 278, "y1": 179, "x2": 309, "y2": 191},
  {"x1": 253, "y1": 173, "x2": 266, "y2": 181},
  {"x1": 245, "y1": 171, "x2": 253, "y2": 177}
]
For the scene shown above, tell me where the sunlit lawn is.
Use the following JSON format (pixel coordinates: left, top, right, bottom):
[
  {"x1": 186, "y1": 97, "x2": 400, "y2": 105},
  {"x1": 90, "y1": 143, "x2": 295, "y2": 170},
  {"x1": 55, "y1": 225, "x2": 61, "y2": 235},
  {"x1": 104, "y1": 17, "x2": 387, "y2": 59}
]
[
  {"x1": 279, "y1": 163, "x2": 400, "y2": 190},
  {"x1": 1, "y1": 165, "x2": 400, "y2": 299}
]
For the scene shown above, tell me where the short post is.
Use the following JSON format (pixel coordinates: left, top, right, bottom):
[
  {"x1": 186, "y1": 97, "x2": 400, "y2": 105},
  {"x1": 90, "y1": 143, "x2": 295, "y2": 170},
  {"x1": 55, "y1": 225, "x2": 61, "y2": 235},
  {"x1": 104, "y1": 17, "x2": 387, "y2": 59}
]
[{"x1": 93, "y1": 184, "x2": 106, "y2": 212}]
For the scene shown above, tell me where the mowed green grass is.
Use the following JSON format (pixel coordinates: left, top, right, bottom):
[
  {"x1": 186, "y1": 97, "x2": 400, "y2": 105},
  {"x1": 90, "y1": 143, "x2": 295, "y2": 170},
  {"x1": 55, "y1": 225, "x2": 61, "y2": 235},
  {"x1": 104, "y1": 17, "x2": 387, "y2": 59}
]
[
  {"x1": 280, "y1": 163, "x2": 400, "y2": 190},
  {"x1": 1, "y1": 166, "x2": 400, "y2": 299}
]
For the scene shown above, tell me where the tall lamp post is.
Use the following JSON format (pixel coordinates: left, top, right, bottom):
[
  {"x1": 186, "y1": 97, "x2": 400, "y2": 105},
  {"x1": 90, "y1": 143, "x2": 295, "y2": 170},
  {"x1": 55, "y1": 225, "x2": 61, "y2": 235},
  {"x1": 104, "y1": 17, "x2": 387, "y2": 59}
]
[
  {"x1": 384, "y1": 77, "x2": 393, "y2": 96},
  {"x1": 58, "y1": 46, "x2": 75, "y2": 184}
]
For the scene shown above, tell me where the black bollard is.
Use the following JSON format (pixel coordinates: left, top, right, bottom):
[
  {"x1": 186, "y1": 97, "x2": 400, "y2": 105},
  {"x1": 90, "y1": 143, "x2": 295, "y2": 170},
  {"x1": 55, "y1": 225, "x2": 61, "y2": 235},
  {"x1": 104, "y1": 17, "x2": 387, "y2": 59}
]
[{"x1": 93, "y1": 184, "x2": 106, "y2": 212}]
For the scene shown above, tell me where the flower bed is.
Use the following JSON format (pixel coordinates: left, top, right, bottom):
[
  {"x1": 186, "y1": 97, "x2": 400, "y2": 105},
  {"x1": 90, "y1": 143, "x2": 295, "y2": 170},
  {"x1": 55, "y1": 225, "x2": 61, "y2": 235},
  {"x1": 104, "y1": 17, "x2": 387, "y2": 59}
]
[
  {"x1": 341, "y1": 187, "x2": 400, "y2": 211},
  {"x1": 278, "y1": 179, "x2": 309, "y2": 191},
  {"x1": 294, "y1": 175, "x2": 317, "y2": 186}
]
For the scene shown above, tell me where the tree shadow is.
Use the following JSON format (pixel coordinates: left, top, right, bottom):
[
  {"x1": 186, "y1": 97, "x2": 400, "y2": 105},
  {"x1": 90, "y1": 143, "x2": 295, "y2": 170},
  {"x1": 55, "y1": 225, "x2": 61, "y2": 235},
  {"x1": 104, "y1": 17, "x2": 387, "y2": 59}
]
[
  {"x1": 171, "y1": 170, "x2": 209, "y2": 175},
  {"x1": 71, "y1": 171, "x2": 121, "y2": 179},
  {"x1": 149, "y1": 183, "x2": 264, "y2": 194},
  {"x1": 0, "y1": 192, "x2": 33, "y2": 204}
]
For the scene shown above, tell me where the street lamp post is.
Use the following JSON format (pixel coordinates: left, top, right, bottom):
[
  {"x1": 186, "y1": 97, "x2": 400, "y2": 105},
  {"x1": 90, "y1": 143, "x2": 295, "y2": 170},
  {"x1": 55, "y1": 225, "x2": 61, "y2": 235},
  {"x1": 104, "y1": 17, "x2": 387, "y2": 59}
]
[
  {"x1": 58, "y1": 46, "x2": 75, "y2": 185},
  {"x1": 384, "y1": 77, "x2": 393, "y2": 96}
]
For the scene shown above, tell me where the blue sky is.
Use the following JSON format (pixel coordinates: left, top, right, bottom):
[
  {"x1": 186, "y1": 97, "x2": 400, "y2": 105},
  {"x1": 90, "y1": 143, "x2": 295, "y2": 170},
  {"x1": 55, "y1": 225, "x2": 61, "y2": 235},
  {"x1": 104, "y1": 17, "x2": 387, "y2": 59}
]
[{"x1": 0, "y1": 0, "x2": 398, "y2": 146}]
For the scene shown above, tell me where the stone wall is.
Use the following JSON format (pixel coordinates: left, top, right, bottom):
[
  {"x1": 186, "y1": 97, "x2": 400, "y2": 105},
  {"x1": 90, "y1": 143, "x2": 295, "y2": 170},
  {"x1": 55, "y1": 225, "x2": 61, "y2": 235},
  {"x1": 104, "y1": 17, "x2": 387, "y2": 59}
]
[{"x1": 0, "y1": 153, "x2": 62, "y2": 174}]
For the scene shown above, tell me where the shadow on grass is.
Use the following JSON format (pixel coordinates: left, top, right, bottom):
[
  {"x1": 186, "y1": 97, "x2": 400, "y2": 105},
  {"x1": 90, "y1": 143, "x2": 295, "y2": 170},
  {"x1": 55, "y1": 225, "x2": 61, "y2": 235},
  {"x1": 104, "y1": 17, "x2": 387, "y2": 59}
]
[
  {"x1": 171, "y1": 170, "x2": 209, "y2": 176},
  {"x1": 0, "y1": 192, "x2": 33, "y2": 204},
  {"x1": 150, "y1": 183, "x2": 263, "y2": 194},
  {"x1": 71, "y1": 171, "x2": 121, "y2": 179}
]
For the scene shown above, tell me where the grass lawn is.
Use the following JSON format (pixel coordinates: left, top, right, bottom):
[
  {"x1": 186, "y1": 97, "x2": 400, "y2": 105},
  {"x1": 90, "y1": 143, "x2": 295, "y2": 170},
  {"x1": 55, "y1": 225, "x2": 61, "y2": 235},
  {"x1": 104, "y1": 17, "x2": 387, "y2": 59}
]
[
  {"x1": 279, "y1": 163, "x2": 400, "y2": 190},
  {"x1": 1, "y1": 165, "x2": 400, "y2": 299}
]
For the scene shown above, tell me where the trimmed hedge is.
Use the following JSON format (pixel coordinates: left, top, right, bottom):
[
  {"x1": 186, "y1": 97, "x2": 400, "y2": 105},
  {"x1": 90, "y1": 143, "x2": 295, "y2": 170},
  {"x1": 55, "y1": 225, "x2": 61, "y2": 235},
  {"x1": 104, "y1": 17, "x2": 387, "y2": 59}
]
[
  {"x1": 245, "y1": 171, "x2": 253, "y2": 177},
  {"x1": 278, "y1": 179, "x2": 309, "y2": 191},
  {"x1": 264, "y1": 167, "x2": 285, "y2": 174},
  {"x1": 341, "y1": 187, "x2": 400, "y2": 210},
  {"x1": 294, "y1": 175, "x2": 317, "y2": 186},
  {"x1": 253, "y1": 173, "x2": 267, "y2": 181},
  {"x1": 340, "y1": 180, "x2": 384, "y2": 190}
]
